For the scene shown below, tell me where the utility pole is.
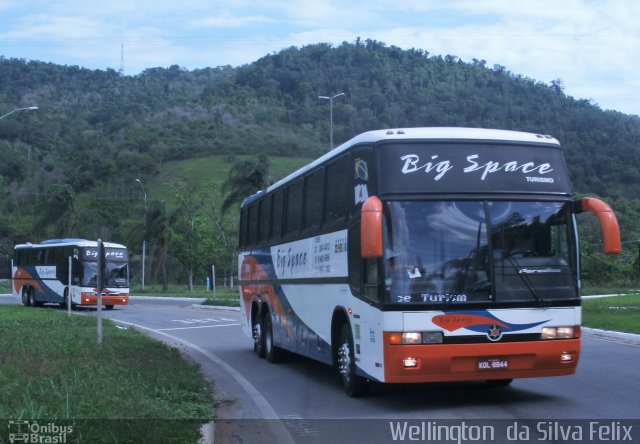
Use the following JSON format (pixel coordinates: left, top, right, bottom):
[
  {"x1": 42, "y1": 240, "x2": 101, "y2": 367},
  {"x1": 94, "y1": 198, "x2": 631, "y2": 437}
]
[{"x1": 135, "y1": 179, "x2": 147, "y2": 290}]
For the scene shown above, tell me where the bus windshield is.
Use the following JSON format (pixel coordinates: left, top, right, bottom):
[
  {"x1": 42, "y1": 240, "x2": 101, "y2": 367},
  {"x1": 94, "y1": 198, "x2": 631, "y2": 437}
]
[
  {"x1": 81, "y1": 261, "x2": 129, "y2": 288},
  {"x1": 383, "y1": 200, "x2": 577, "y2": 305}
]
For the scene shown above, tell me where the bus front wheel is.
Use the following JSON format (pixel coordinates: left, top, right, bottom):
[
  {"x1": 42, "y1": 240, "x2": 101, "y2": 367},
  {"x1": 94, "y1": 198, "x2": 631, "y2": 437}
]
[
  {"x1": 252, "y1": 312, "x2": 266, "y2": 358},
  {"x1": 264, "y1": 313, "x2": 285, "y2": 363},
  {"x1": 105, "y1": 305, "x2": 114, "y2": 310},
  {"x1": 61, "y1": 289, "x2": 74, "y2": 310},
  {"x1": 337, "y1": 323, "x2": 368, "y2": 397}
]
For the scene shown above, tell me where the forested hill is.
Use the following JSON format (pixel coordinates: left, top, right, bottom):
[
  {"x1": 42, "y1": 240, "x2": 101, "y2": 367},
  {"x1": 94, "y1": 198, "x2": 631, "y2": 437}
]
[{"x1": 2, "y1": 39, "x2": 640, "y2": 283}]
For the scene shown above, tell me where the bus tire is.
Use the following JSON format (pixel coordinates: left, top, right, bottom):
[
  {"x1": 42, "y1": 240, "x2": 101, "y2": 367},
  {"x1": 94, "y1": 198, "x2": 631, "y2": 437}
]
[
  {"x1": 264, "y1": 313, "x2": 285, "y2": 363},
  {"x1": 61, "y1": 289, "x2": 74, "y2": 310},
  {"x1": 105, "y1": 305, "x2": 114, "y2": 310},
  {"x1": 337, "y1": 323, "x2": 368, "y2": 397},
  {"x1": 22, "y1": 287, "x2": 31, "y2": 306},
  {"x1": 253, "y1": 310, "x2": 266, "y2": 358},
  {"x1": 28, "y1": 288, "x2": 40, "y2": 307}
]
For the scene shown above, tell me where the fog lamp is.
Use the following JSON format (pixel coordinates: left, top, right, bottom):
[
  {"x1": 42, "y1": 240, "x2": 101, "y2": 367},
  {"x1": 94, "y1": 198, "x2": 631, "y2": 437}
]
[
  {"x1": 403, "y1": 357, "x2": 419, "y2": 368},
  {"x1": 560, "y1": 352, "x2": 574, "y2": 363}
]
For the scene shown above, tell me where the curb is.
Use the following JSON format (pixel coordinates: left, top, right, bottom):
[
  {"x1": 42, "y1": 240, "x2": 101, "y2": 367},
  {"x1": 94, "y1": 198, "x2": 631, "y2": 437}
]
[
  {"x1": 583, "y1": 327, "x2": 640, "y2": 346},
  {"x1": 191, "y1": 304, "x2": 240, "y2": 312},
  {"x1": 199, "y1": 421, "x2": 215, "y2": 444},
  {"x1": 130, "y1": 295, "x2": 207, "y2": 302}
]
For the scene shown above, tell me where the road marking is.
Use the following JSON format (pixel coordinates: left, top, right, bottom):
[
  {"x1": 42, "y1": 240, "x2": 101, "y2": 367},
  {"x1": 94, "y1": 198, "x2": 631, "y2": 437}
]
[
  {"x1": 171, "y1": 317, "x2": 224, "y2": 323},
  {"x1": 158, "y1": 323, "x2": 239, "y2": 331},
  {"x1": 110, "y1": 318, "x2": 296, "y2": 444}
]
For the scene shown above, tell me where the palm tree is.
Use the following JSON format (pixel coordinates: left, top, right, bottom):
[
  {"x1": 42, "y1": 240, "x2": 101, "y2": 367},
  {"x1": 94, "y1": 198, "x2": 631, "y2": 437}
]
[
  {"x1": 34, "y1": 184, "x2": 77, "y2": 237},
  {"x1": 221, "y1": 154, "x2": 272, "y2": 213},
  {"x1": 145, "y1": 200, "x2": 179, "y2": 291}
]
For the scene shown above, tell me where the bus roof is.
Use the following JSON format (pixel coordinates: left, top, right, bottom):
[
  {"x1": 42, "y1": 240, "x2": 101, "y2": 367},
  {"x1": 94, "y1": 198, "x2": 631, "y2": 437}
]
[
  {"x1": 14, "y1": 239, "x2": 127, "y2": 250},
  {"x1": 242, "y1": 127, "x2": 561, "y2": 207}
]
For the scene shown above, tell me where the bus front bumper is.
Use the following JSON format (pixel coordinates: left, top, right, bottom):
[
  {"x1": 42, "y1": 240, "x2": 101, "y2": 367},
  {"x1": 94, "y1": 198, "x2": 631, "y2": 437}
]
[
  {"x1": 79, "y1": 294, "x2": 129, "y2": 306},
  {"x1": 382, "y1": 336, "x2": 580, "y2": 383}
]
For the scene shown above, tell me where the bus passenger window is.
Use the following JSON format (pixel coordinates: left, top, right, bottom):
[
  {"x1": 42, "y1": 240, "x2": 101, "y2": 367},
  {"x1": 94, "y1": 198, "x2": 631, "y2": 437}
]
[
  {"x1": 259, "y1": 197, "x2": 271, "y2": 242},
  {"x1": 325, "y1": 157, "x2": 348, "y2": 223},
  {"x1": 286, "y1": 180, "x2": 303, "y2": 235},
  {"x1": 272, "y1": 190, "x2": 284, "y2": 239},
  {"x1": 304, "y1": 169, "x2": 324, "y2": 229}
]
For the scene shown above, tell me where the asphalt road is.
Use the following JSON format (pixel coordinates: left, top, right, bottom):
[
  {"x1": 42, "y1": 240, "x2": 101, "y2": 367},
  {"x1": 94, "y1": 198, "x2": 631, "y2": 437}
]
[{"x1": 2, "y1": 294, "x2": 639, "y2": 443}]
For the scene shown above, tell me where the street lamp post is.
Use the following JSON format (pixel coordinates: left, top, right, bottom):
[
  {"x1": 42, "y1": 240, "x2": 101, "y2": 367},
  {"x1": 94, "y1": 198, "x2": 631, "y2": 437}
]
[
  {"x1": 318, "y1": 93, "x2": 345, "y2": 150},
  {"x1": 135, "y1": 178, "x2": 147, "y2": 291},
  {"x1": 0, "y1": 106, "x2": 38, "y2": 121}
]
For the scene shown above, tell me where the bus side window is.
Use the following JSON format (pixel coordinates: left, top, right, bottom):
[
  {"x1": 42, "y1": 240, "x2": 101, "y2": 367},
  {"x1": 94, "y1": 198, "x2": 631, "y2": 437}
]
[
  {"x1": 248, "y1": 204, "x2": 259, "y2": 245},
  {"x1": 348, "y1": 223, "x2": 362, "y2": 296},
  {"x1": 304, "y1": 169, "x2": 324, "y2": 230},
  {"x1": 259, "y1": 196, "x2": 272, "y2": 243},
  {"x1": 325, "y1": 156, "x2": 349, "y2": 224},
  {"x1": 285, "y1": 180, "x2": 303, "y2": 237},
  {"x1": 72, "y1": 259, "x2": 82, "y2": 284},
  {"x1": 239, "y1": 208, "x2": 248, "y2": 248},
  {"x1": 363, "y1": 259, "x2": 380, "y2": 303},
  {"x1": 272, "y1": 190, "x2": 284, "y2": 240},
  {"x1": 350, "y1": 147, "x2": 377, "y2": 218}
]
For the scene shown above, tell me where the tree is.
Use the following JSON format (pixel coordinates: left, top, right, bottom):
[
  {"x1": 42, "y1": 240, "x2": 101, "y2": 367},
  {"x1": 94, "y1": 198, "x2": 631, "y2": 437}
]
[
  {"x1": 171, "y1": 181, "x2": 205, "y2": 291},
  {"x1": 221, "y1": 154, "x2": 272, "y2": 213},
  {"x1": 34, "y1": 184, "x2": 77, "y2": 238},
  {"x1": 145, "y1": 200, "x2": 179, "y2": 291}
]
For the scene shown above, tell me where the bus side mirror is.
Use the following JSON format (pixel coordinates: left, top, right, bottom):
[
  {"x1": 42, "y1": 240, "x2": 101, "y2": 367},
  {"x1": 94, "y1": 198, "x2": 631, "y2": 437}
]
[
  {"x1": 361, "y1": 196, "x2": 383, "y2": 258},
  {"x1": 576, "y1": 197, "x2": 622, "y2": 255}
]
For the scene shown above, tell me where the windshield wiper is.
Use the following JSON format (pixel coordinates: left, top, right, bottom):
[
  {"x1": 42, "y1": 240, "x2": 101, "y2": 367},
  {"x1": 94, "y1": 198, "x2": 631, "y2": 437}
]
[{"x1": 506, "y1": 255, "x2": 546, "y2": 307}]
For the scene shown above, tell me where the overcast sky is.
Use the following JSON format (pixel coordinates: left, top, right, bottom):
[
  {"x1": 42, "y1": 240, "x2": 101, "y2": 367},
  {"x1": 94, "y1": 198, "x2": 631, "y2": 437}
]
[{"x1": 1, "y1": 0, "x2": 639, "y2": 116}]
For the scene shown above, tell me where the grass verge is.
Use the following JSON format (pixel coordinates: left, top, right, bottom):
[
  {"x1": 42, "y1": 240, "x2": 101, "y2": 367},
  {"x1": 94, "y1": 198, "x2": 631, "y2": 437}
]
[
  {"x1": 131, "y1": 284, "x2": 240, "y2": 307},
  {"x1": 582, "y1": 294, "x2": 640, "y2": 334},
  {"x1": 0, "y1": 306, "x2": 213, "y2": 442}
]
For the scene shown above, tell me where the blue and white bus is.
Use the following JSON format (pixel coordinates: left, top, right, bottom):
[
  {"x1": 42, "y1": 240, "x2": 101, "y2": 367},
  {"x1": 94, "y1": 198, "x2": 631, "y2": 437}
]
[
  {"x1": 13, "y1": 238, "x2": 129, "y2": 310},
  {"x1": 237, "y1": 127, "x2": 621, "y2": 396}
]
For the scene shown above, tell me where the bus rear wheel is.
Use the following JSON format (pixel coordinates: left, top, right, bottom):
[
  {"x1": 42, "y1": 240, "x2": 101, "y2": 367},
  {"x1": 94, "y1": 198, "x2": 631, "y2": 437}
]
[
  {"x1": 105, "y1": 305, "x2": 114, "y2": 310},
  {"x1": 28, "y1": 288, "x2": 41, "y2": 307},
  {"x1": 22, "y1": 287, "x2": 30, "y2": 307},
  {"x1": 336, "y1": 323, "x2": 368, "y2": 397}
]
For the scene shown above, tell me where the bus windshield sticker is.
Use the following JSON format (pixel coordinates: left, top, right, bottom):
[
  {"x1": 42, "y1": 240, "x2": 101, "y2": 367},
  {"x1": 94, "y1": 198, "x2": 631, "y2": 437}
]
[
  {"x1": 354, "y1": 159, "x2": 369, "y2": 180},
  {"x1": 354, "y1": 184, "x2": 369, "y2": 205}
]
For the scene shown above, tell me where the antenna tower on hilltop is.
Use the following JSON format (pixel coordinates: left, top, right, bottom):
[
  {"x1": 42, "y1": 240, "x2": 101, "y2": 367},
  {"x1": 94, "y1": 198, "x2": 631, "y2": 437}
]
[{"x1": 119, "y1": 44, "x2": 125, "y2": 76}]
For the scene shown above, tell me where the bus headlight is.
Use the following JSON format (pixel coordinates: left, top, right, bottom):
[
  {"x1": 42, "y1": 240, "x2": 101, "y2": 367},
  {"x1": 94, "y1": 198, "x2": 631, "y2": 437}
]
[
  {"x1": 403, "y1": 332, "x2": 422, "y2": 344},
  {"x1": 389, "y1": 331, "x2": 444, "y2": 345},
  {"x1": 422, "y1": 331, "x2": 444, "y2": 344},
  {"x1": 542, "y1": 326, "x2": 579, "y2": 339}
]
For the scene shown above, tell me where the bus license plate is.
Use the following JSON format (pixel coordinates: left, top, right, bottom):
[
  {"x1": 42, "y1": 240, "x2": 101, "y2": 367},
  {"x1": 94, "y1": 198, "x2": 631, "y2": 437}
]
[{"x1": 478, "y1": 358, "x2": 509, "y2": 370}]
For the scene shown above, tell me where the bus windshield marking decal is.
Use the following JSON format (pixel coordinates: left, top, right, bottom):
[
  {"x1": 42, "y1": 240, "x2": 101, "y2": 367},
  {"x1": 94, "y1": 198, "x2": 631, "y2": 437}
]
[{"x1": 400, "y1": 153, "x2": 554, "y2": 182}]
